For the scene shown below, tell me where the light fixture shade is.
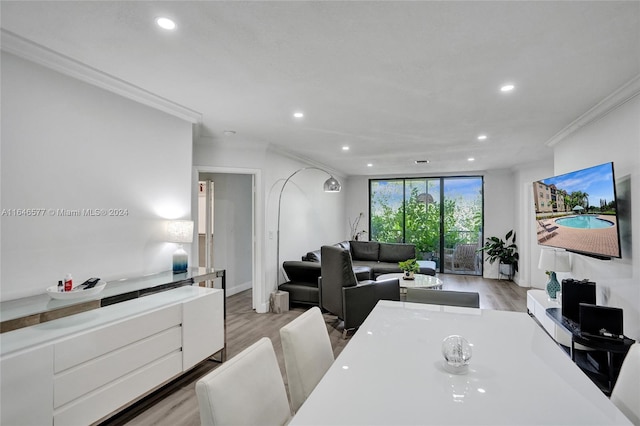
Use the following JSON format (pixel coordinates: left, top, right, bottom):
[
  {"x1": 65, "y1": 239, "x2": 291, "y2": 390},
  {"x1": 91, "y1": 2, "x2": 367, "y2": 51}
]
[
  {"x1": 167, "y1": 220, "x2": 194, "y2": 243},
  {"x1": 323, "y1": 176, "x2": 342, "y2": 192},
  {"x1": 538, "y1": 249, "x2": 571, "y2": 273}
]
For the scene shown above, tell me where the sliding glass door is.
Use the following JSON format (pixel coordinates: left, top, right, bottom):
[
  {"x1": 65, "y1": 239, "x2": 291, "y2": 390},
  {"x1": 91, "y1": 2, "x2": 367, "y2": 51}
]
[
  {"x1": 370, "y1": 176, "x2": 483, "y2": 275},
  {"x1": 442, "y1": 177, "x2": 483, "y2": 275}
]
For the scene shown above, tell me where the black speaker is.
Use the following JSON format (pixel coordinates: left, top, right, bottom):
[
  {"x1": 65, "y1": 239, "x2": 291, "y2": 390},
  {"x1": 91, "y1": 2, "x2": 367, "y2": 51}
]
[{"x1": 561, "y1": 278, "x2": 596, "y2": 324}]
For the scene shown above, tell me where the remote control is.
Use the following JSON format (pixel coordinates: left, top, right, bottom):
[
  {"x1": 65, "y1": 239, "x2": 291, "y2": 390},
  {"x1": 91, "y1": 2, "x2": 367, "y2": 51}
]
[{"x1": 80, "y1": 277, "x2": 101, "y2": 289}]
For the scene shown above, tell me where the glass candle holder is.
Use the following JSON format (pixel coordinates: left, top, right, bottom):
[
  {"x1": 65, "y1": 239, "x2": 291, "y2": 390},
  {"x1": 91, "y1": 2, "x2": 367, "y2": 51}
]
[{"x1": 441, "y1": 335, "x2": 472, "y2": 374}]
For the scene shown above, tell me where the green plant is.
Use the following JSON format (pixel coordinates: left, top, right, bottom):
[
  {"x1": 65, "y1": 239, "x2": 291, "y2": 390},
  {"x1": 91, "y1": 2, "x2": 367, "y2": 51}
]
[
  {"x1": 398, "y1": 258, "x2": 420, "y2": 273},
  {"x1": 478, "y1": 230, "x2": 519, "y2": 273}
]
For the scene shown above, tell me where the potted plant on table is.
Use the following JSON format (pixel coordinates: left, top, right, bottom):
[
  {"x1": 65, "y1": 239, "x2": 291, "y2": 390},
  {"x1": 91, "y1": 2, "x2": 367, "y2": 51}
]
[
  {"x1": 398, "y1": 258, "x2": 419, "y2": 280},
  {"x1": 478, "y1": 230, "x2": 519, "y2": 280}
]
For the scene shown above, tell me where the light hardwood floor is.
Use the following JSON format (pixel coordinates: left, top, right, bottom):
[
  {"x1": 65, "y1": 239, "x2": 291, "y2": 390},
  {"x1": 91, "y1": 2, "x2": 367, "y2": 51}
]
[{"x1": 100, "y1": 275, "x2": 529, "y2": 426}]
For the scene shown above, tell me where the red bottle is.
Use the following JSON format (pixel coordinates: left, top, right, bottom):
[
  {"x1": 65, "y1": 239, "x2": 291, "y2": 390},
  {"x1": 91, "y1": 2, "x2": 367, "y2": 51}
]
[{"x1": 64, "y1": 273, "x2": 73, "y2": 292}]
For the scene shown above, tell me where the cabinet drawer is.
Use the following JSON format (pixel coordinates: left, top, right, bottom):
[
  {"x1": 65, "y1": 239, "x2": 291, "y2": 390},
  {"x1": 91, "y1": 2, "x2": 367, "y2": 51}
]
[
  {"x1": 1, "y1": 345, "x2": 54, "y2": 426},
  {"x1": 54, "y1": 351, "x2": 182, "y2": 426},
  {"x1": 54, "y1": 304, "x2": 181, "y2": 372},
  {"x1": 54, "y1": 326, "x2": 181, "y2": 407}
]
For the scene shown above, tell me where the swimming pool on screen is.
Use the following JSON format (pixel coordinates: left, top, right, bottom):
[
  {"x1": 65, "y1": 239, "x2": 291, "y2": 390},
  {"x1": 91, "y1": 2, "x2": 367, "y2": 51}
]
[{"x1": 555, "y1": 215, "x2": 614, "y2": 229}]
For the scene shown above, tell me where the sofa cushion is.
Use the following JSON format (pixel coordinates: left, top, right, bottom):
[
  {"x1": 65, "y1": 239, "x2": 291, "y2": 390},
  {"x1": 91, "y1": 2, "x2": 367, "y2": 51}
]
[
  {"x1": 303, "y1": 243, "x2": 346, "y2": 263},
  {"x1": 283, "y1": 261, "x2": 321, "y2": 283},
  {"x1": 369, "y1": 262, "x2": 404, "y2": 275},
  {"x1": 350, "y1": 241, "x2": 379, "y2": 261},
  {"x1": 337, "y1": 241, "x2": 351, "y2": 252},
  {"x1": 352, "y1": 265, "x2": 373, "y2": 281},
  {"x1": 278, "y1": 282, "x2": 318, "y2": 305},
  {"x1": 379, "y1": 243, "x2": 416, "y2": 263},
  {"x1": 351, "y1": 260, "x2": 381, "y2": 270},
  {"x1": 302, "y1": 250, "x2": 321, "y2": 262}
]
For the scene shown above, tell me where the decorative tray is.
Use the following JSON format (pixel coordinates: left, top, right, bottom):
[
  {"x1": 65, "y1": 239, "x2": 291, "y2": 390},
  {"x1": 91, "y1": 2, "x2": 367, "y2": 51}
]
[{"x1": 46, "y1": 281, "x2": 106, "y2": 300}]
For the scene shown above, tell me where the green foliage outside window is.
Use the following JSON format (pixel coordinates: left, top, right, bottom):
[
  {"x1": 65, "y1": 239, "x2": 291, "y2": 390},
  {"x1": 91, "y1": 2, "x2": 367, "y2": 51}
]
[{"x1": 370, "y1": 180, "x2": 482, "y2": 259}]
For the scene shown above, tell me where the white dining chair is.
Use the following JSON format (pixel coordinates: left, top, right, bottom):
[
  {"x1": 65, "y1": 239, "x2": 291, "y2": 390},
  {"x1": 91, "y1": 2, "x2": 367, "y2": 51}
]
[
  {"x1": 406, "y1": 288, "x2": 480, "y2": 308},
  {"x1": 610, "y1": 342, "x2": 639, "y2": 424},
  {"x1": 280, "y1": 306, "x2": 335, "y2": 412},
  {"x1": 195, "y1": 337, "x2": 292, "y2": 426}
]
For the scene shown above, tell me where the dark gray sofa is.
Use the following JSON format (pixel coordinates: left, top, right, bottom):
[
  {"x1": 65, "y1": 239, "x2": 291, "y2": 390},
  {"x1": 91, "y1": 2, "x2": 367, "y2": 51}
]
[{"x1": 278, "y1": 240, "x2": 435, "y2": 306}]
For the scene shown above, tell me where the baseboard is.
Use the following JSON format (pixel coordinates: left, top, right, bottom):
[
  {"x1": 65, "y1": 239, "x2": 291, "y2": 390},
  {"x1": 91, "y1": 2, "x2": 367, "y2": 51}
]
[{"x1": 226, "y1": 280, "x2": 252, "y2": 296}]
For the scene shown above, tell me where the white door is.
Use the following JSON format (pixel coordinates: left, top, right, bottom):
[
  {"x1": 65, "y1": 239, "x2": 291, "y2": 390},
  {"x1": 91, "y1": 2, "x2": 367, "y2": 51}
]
[{"x1": 198, "y1": 180, "x2": 215, "y2": 276}]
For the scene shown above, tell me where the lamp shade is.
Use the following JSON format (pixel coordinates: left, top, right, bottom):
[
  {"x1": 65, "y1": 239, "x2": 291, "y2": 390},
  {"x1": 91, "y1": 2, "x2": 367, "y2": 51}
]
[
  {"x1": 538, "y1": 248, "x2": 571, "y2": 273},
  {"x1": 167, "y1": 220, "x2": 194, "y2": 243},
  {"x1": 323, "y1": 176, "x2": 342, "y2": 192}
]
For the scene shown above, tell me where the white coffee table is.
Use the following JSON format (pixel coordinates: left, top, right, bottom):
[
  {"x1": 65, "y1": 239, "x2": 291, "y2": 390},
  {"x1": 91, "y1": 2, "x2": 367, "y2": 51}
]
[{"x1": 376, "y1": 273, "x2": 443, "y2": 291}]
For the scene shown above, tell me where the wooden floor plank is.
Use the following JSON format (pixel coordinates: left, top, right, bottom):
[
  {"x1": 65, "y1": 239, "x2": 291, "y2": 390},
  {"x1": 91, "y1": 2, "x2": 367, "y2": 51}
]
[{"x1": 100, "y1": 275, "x2": 528, "y2": 426}]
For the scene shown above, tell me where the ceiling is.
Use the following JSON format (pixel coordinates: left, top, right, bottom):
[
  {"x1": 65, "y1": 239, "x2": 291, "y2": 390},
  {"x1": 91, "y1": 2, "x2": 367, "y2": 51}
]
[{"x1": 2, "y1": 1, "x2": 639, "y2": 177}]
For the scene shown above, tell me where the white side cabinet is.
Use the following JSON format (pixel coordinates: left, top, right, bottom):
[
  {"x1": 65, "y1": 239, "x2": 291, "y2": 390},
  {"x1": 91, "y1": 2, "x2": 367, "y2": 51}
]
[
  {"x1": 527, "y1": 289, "x2": 576, "y2": 348},
  {"x1": 1, "y1": 345, "x2": 54, "y2": 426},
  {"x1": 0, "y1": 286, "x2": 224, "y2": 426},
  {"x1": 183, "y1": 290, "x2": 224, "y2": 370}
]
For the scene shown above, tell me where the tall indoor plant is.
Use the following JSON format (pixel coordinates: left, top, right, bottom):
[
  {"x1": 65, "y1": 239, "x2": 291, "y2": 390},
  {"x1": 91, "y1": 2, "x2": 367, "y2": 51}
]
[{"x1": 478, "y1": 230, "x2": 519, "y2": 280}]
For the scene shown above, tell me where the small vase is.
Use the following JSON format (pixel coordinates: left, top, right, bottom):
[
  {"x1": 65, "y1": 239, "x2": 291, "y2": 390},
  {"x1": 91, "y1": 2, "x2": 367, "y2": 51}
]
[
  {"x1": 403, "y1": 271, "x2": 415, "y2": 280},
  {"x1": 546, "y1": 272, "x2": 561, "y2": 299}
]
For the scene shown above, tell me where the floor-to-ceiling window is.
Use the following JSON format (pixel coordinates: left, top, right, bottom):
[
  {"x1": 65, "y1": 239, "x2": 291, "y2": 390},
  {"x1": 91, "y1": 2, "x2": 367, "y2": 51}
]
[{"x1": 370, "y1": 176, "x2": 483, "y2": 275}]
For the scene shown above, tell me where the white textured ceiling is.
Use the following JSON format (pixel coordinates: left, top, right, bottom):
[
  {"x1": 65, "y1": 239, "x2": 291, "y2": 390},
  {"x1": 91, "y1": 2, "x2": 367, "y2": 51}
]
[{"x1": 2, "y1": 1, "x2": 639, "y2": 176}]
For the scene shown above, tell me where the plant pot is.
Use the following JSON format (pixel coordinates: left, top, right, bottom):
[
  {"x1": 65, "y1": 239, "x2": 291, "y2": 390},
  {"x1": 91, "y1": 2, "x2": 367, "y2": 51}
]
[
  {"x1": 403, "y1": 271, "x2": 415, "y2": 280},
  {"x1": 499, "y1": 263, "x2": 513, "y2": 280}
]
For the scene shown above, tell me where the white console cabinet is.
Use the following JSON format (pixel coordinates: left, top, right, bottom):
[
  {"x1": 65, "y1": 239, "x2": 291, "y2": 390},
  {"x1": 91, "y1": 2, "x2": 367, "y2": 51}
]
[
  {"x1": 527, "y1": 289, "x2": 586, "y2": 348},
  {"x1": 1, "y1": 286, "x2": 223, "y2": 426}
]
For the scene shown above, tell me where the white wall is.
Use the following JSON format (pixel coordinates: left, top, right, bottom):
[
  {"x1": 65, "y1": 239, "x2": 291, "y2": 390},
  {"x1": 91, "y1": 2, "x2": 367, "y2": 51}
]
[
  {"x1": 193, "y1": 138, "x2": 346, "y2": 312},
  {"x1": 551, "y1": 94, "x2": 640, "y2": 340},
  {"x1": 513, "y1": 161, "x2": 555, "y2": 289},
  {"x1": 482, "y1": 169, "x2": 518, "y2": 281},
  {"x1": 265, "y1": 152, "x2": 346, "y2": 300},
  {"x1": 193, "y1": 137, "x2": 267, "y2": 309},
  {"x1": 345, "y1": 176, "x2": 370, "y2": 240},
  {"x1": 269, "y1": 154, "x2": 346, "y2": 263},
  {"x1": 0, "y1": 52, "x2": 193, "y2": 300}
]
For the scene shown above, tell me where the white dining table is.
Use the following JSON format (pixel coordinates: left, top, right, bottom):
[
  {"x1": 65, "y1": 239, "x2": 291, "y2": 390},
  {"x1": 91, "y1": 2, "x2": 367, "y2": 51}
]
[{"x1": 290, "y1": 300, "x2": 631, "y2": 425}]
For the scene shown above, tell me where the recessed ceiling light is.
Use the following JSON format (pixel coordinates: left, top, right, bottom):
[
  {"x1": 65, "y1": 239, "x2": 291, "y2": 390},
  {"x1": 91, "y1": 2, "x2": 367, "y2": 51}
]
[
  {"x1": 500, "y1": 84, "x2": 515, "y2": 92},
  {"x1": 156, "y1": 17, "x2": 176, "y2": 30},
  {"x1": 477, "y1": 135, "x2": 487, "y2": 141},
  {"x1": 415, "y1": 160, "x2": 430, "y2": 164},
  {"x1": 342, "y1": 146, "x2": 350, "y2": 151},
  {"x1": 468, "y1": 157, "x2": 475, "y2": 162},
  {"x1": 293, "y1": 112, "x2": 304, "y2": 118},
  {"x1": 223, "y1": 130, "x2": 236, "y2": 136},
  {"x1": 367, "y1": 163, "x2": 373, "y2": 167}
]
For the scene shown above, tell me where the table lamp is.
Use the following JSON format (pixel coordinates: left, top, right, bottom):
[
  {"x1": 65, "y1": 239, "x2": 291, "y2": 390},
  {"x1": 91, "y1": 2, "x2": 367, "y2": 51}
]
[
  {"x1": 538, "y1": 248, "x2": 571, "y2": 299},
  {"x1": 167, "y1": 220, "x2": 194, "y2": 273}
]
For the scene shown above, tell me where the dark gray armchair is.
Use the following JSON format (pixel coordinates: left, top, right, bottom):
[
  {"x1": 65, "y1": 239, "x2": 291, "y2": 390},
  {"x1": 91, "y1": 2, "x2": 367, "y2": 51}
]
[{"x1": 319, "y1": 245, "x2": 400, "y2": 337}]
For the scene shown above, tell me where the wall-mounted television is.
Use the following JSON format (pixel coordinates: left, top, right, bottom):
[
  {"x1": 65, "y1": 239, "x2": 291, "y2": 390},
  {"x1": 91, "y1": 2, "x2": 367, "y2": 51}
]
[{"x1": 533, "y1": 162, "x2": 621, "y2": 259}]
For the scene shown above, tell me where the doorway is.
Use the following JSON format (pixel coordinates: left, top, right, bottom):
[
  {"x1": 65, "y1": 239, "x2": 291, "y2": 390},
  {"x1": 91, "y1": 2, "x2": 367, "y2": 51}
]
[{"x1": 196, "y1": 170, "x2": 258, "y2": 307}]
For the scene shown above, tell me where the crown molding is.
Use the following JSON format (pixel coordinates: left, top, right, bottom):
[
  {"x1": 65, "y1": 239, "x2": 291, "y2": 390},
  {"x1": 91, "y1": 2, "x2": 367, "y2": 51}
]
[
  {"x1": 269, "y1": 144, "x2": 344, "y2": 179},
  {"x1": 1, "y1": 29, "x2": 203, "y2": 125},
  {"x1": 546, "y1": 74, "x2": 640, "y2": 147}
]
